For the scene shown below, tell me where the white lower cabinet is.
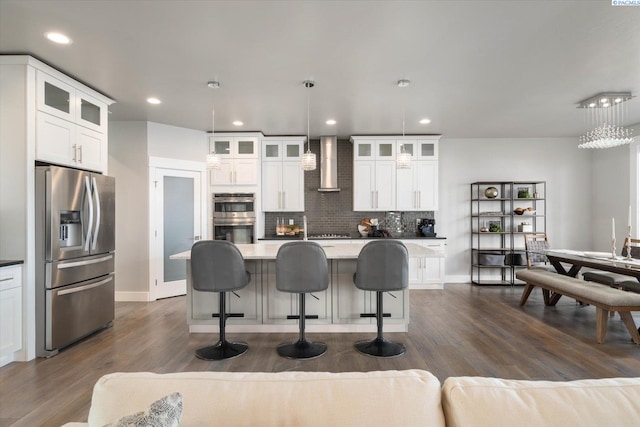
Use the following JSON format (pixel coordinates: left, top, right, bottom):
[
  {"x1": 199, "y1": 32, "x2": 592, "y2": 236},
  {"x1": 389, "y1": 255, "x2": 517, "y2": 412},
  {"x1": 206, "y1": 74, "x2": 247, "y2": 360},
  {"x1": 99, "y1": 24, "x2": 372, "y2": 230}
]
[
  {"x1": 262, "y1": 260, "x2": 330, "y2": 324},
  {"x1": 401, "y1": 239, "x2": 445, "y2": 288},
  {"x1": 331, "y1": 260, "x2": 406, "y2": 324},
  {"x1": 0, "y1": 265, "x2": 22, "y2": 367}
]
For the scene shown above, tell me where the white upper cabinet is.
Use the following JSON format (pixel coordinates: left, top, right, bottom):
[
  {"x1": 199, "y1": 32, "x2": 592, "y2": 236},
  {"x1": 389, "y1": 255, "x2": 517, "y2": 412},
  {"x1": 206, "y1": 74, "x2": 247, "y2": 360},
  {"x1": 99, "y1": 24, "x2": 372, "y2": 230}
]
[
  {"x1": 396, "y1": 161, "x2": 438, "y2": 211},
  {"x1": 209, "y1": 134, "x2": 261, "y2": 187},
  {"x1": 353, "y1": 139, "x2": 396, "y2": 161},
  {"x1": 34, "y1": 69, "x2": 111, "y2": 172},
  {"x1": 212, "y1": 135, "x2": 258, "y2": 158},
  {"x1": 261, "y1": 137, "x2": 305, "y2": 212},
  {"x1": 397, "y1": 138, "x2": 439, "y2": 160},
  {"x1": 352, "y1": 135, "x2": 440, "y2": 212}
]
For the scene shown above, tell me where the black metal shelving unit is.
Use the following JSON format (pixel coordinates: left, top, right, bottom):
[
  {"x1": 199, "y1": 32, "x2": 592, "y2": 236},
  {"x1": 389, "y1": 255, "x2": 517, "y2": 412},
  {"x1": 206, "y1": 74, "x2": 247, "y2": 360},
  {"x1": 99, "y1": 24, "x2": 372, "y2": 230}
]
[{"x1": 471, "y1": 181, "x2": 546, "y2": 286}]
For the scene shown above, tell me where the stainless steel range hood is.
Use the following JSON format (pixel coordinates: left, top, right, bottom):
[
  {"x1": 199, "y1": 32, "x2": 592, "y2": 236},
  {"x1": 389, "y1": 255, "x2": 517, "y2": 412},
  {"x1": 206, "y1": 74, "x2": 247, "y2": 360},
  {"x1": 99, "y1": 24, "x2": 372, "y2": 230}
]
[{"x1": 318, "y1": 136, "x2": 341, "y2": 192}]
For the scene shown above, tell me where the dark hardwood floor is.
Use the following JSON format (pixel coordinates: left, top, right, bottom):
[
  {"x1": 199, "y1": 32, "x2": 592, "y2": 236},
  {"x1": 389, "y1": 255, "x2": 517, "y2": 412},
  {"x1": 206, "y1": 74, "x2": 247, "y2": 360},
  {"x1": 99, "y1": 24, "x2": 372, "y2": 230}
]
[{"x1": 1, "y1": 283, "x2": 639, "y2": 426}]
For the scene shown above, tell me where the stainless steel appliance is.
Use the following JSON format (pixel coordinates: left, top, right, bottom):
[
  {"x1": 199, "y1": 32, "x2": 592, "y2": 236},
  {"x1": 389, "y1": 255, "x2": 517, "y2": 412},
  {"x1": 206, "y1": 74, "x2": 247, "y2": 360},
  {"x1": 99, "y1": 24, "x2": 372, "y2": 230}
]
[
  {"x1": 213, "y1": 193, "x2": 255, "y2": 243},
  {"x1": 35, "y1": 165, "x2": 115, "y2": 357}
]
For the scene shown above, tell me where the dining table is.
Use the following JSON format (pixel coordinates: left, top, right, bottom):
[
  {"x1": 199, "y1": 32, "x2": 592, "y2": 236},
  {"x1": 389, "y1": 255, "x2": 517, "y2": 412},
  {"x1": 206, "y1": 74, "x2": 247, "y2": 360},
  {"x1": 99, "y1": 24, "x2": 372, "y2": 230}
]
[
  {"x1": 544, "y1": 250, "x2": 640, "y2": 282},
  {"x1": 540, "y1": 250, "x2": 640, "y2": 306}
]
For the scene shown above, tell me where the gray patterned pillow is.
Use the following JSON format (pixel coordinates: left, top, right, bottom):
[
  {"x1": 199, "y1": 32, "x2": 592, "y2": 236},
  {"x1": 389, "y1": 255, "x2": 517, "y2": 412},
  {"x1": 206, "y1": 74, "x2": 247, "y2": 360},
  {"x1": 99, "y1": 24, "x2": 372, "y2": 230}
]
[{"x1": 105, "y1": 392, "x2": 183, "y2": 427}]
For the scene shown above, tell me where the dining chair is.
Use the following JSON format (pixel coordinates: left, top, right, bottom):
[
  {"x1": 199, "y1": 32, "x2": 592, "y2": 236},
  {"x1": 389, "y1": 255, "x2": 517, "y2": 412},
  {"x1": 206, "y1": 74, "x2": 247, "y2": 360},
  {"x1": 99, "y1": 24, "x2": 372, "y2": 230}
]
[
  {"x1": 583, "y1": 237, "x2": 640, "y2": 293},
  {"x1": 524, "y1": 233, "x2": 554, "y2": 270}
]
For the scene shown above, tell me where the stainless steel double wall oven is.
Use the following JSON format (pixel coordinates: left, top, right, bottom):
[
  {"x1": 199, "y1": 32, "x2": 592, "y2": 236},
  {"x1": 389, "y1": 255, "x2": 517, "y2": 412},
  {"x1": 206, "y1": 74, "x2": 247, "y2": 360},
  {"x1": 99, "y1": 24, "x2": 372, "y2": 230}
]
[{"x1": 212, "y1": 193, "x2": 255, "y2": 244}]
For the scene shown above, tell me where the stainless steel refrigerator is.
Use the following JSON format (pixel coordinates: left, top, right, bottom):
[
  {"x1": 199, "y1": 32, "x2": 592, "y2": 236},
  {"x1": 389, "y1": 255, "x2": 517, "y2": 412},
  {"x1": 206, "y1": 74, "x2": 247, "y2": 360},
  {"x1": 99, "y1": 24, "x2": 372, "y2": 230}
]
[{"x1": 35, "y1": 165, "x2": 115, "y2": 357}]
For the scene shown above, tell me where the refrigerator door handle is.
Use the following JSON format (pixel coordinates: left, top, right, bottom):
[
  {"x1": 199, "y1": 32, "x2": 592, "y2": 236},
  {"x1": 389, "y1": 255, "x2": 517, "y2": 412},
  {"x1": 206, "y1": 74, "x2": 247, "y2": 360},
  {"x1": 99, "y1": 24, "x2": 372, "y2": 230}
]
[
  {"x1": 57, "y1": 254, "x2": 114, "y2": 269},
  {"x1": 57, "y1": 276, "x2": 113, "y2": 296},
  {"x1": 84, "y1": 176, "x2": 94, "y2": 252},
  {"x1": 91, "y1": 176, "x2": 101, "y2": 250}
]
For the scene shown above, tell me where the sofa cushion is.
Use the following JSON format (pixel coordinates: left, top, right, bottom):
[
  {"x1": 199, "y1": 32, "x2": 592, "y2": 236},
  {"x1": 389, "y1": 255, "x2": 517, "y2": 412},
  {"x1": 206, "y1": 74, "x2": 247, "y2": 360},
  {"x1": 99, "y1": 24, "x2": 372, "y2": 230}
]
[
  {"x1": 106, "y1": 392, "x2": 182, "y2": 427},
  {"x1": 88, "y1": 370, "x2": 444, "y2": 427},
  {"x1": 442, "y1": 376, "x2": 640, "y2": 427}
]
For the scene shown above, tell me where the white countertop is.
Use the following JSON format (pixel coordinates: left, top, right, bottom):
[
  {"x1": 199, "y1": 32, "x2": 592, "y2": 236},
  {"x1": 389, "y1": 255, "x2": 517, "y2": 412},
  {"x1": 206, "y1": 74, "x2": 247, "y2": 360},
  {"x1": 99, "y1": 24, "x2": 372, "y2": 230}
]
[{"x1": 170, "y1": 241, "x2": 444, "y2": 261}]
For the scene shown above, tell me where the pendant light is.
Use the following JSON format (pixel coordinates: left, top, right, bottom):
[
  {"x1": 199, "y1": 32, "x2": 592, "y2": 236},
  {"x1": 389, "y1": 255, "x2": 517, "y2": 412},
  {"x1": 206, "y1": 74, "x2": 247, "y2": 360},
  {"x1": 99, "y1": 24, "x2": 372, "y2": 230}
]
[
  {"x1": 301, "y1": 80, "x2": 317, "y2": 171},
  {"x1": 396, "y1": 79, "x2": 412, "y2": 169},
  {"x1": 206, "y1": 82, "x2": 221, "y2": 169}
]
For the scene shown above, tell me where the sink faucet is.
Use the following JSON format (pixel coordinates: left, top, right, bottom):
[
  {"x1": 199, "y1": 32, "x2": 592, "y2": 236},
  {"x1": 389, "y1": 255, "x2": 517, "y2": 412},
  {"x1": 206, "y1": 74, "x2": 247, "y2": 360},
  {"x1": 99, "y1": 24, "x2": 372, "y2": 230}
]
[{"x1": 303, "y1": 215, "x2": 308, "y2": 240}]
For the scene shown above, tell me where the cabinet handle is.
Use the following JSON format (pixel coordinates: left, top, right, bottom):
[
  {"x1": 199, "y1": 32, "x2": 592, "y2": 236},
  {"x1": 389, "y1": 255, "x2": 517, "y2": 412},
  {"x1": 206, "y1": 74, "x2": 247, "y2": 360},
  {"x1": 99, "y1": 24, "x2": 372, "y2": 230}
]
[
  {"x1": 78, "y1": 145, "x2": 83, "y2": 163},
  {"x1": 371, "y1": 191, "x2": 374, "y2": 208},
  {"x1": 0, "y1": 276, "x2": 14, "y2": 282},
  {"x1": 282, "y1": 192, "x2": 285, "y2": 210},
  {"x1": 72, "y1": 144, "x2": 77, "y2": 162},
  {"x1": 229, "y1": 171, "x2": 233, "y2": 182}
]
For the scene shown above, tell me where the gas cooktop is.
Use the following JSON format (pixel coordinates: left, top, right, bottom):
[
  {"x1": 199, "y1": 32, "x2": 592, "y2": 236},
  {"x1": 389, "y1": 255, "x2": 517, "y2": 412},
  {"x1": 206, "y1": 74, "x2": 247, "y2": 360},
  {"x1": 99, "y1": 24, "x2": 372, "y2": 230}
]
[{"x1": 308, "y1": 234, "x2": 351, "y2": 239}]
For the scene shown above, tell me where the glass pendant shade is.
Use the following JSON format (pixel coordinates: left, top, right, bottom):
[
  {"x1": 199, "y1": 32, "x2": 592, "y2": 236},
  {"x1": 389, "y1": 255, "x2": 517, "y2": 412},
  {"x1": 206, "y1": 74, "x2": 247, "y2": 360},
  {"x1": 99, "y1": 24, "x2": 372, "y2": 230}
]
[
  {"x1": 302, "y1": 150, "x2": 316, "y2": 171},
  {"x1": 396, "y1": 151, "x2": 412, "y2": 169},
  {"x1": 206, "y1": 152, "x2": 221, "y2": 169}
]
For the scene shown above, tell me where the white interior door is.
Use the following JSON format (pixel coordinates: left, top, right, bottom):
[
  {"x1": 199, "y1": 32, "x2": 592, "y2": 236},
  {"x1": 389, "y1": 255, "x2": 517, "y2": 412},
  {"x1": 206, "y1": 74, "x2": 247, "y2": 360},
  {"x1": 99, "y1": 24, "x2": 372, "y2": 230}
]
[{"x1": 151, "y1": 163, "x2": 205, "y2": 300}]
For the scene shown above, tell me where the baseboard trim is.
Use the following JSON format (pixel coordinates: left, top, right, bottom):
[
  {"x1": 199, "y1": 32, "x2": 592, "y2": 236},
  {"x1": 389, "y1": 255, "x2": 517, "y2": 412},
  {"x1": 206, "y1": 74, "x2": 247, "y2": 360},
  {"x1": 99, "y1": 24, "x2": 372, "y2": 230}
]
[
  {"x1": 445, "y1": 275, "x2": 471, "y2": 283},
  {"x1": 115, "y1": 291, "x2": 150, "y2": 302}
]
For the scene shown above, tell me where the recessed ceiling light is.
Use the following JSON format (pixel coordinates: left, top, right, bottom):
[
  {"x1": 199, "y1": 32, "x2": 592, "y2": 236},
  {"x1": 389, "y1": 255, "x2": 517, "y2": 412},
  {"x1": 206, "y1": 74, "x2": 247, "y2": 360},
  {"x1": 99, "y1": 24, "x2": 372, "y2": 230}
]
[
  {"x1": 397, "y1": 79, "x2": 410, "y2": 88},
  {"x1": 588, "y1": 102, "x2": 596, "y2": 108},
  {"x1": 45, "y1": 32, "x2": 71, "y2": 45},
  {"x1": 614, "y1": 97, "x2": 622, "y2": 103},
  {"x1": 419, "y1": 118, "x2": 431, "y2": 124},
  {"x1": 147, "y1": 97, "x2": 161, "y2": 104},
  {"x1": 326, "y1": 119, "x2": 336, "y2": 125},
  {"x1": 232, "y1": 121, "x2": 243, "y2": 126}
]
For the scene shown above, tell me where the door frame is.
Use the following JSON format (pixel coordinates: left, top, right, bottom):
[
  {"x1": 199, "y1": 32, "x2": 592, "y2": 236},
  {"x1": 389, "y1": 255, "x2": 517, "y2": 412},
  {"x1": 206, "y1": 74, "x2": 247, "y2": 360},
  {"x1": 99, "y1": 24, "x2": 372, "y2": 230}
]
[{"x1": 148, "y1": 157, "x2": 207, "y2": 301}]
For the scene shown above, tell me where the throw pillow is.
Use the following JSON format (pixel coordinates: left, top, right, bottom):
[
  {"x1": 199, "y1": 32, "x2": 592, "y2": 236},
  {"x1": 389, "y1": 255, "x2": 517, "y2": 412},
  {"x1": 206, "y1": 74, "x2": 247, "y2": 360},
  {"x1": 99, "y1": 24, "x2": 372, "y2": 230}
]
[{"x1": 104, "y1": 392, "x2": 183, "y2": 427}]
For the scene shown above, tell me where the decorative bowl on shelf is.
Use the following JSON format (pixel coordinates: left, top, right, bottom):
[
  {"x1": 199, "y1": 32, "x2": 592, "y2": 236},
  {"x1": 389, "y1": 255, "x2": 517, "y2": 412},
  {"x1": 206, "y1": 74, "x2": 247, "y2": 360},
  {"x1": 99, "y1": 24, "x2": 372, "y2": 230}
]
[
  {"x1": 484, "y1": 187, "x2": 499, "y2": 198},
  {"x1": 514, "y1": 208, "x2": 536, "y2": 215}
]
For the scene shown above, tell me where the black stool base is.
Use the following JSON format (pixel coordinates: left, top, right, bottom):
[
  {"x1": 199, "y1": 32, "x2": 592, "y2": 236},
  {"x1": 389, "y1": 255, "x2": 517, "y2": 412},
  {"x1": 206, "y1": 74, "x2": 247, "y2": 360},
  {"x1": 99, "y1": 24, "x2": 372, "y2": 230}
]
[
  {"x1": 195, "y1": 340, "x2": 248, "y2": 361},
  {"x1": 355, "y1": 337, "x2": 405, "y2": 358},
  {"x1": 277, "y1": 339, "x2": 327, "y2": 359}
]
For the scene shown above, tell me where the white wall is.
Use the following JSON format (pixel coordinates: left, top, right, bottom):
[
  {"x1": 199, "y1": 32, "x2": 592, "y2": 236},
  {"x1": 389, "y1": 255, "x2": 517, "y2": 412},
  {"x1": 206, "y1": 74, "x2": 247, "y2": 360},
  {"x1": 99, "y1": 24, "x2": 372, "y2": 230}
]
[
  {"x1": 109, "y1": 122, "x2": 149, "y2": 298},
  {"x1": 438, "y1": 137, "x2": 593, "y2": 282},
  {"x1": 148, "y1": 122, "x2": 207, "y2": 161},
  {"x1": 109, "y1": 121, "x2": 207, "y2": 300},
  {"x1": 590, "y1": 137, "x2": 635, "y2": 252}
]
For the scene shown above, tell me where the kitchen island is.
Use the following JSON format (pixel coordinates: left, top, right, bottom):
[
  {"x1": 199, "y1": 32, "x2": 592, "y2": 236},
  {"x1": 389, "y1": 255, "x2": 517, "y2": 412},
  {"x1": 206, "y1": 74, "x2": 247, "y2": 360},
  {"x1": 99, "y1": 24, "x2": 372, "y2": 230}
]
[{"x1": 171, "y1": 241, "x2": 443, "y2": 334}]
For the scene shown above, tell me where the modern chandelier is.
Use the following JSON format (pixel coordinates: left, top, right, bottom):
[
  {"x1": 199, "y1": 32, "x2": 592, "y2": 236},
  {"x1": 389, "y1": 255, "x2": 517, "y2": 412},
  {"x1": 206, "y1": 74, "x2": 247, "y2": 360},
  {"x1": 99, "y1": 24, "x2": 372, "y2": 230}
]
[
  {"x1": 396, "y1": 79, "x2": 412, "y2": 169},
  {"x1": 301, "y1": 80, "x2": 317, "y2": 171},
  {"x1": 578, "y1": 92, "x2": 634, "y2": 149}
]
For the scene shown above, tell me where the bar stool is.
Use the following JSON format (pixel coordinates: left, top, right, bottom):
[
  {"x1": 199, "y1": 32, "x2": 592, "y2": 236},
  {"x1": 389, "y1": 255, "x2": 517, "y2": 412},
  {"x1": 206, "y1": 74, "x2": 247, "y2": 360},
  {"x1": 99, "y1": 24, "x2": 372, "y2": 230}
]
[
  {"x1": 190, "y1": 240, "x2": 250, "y2": 360},
  {"x1": 353, "y1": 240, "x2": 409, "y2": 358},
  {"x1": 276, "y1": 241, "x2": 329, "y2": 359}
]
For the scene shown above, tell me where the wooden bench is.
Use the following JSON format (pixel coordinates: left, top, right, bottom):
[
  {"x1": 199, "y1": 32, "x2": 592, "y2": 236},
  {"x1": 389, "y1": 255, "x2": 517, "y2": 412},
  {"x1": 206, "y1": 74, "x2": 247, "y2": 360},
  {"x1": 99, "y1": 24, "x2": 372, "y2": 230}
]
[{"x1": 516, "y1": 269, "x2": 640, "y2": 344}]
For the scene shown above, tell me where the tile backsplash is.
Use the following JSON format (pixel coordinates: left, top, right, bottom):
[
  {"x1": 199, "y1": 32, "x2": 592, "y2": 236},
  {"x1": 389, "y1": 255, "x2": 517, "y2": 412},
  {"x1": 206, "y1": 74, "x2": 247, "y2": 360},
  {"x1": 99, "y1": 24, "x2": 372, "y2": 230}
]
[{"x1": 264, "y1": 139, "x2": 433, "y2": 236}]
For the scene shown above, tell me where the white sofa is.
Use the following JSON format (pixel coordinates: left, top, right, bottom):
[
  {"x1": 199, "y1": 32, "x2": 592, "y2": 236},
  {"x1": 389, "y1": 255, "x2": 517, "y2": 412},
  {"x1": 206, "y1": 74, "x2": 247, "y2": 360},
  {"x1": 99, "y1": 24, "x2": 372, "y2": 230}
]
[{"x1": 64, "y1": 370, "x2": 640, "y2": 427}]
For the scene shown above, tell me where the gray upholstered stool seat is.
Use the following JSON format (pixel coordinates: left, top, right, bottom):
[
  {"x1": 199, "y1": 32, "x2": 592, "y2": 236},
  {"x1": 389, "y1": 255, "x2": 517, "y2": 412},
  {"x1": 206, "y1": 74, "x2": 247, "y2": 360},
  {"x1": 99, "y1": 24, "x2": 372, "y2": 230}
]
[
  {"x1": 275, "y1": 241, "x2": 329, "y2": 359},
  {"x1": 191, "y1": 240, "x2": 251, "y2": 360},
  {"x1": 353, "y1": 240, "x2": 409, "y2": 358}
]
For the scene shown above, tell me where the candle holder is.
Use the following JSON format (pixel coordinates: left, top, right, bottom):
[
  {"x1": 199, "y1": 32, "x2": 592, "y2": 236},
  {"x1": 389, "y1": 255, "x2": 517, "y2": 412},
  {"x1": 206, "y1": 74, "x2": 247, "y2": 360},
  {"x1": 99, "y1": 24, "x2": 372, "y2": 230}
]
[
  {"x1": 624, "y1": 228, "x2": 633, "y2": 261},
  {"x1": 611, "y1": 237, "x2": 617, "y2": 260}
]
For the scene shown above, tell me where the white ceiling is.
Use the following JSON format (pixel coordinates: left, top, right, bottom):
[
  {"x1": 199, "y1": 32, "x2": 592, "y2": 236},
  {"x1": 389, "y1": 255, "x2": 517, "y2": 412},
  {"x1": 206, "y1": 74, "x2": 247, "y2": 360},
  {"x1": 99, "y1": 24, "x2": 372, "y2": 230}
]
[{"x1": 1, "y1": 0, "x2": 639, "y2": 139}]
